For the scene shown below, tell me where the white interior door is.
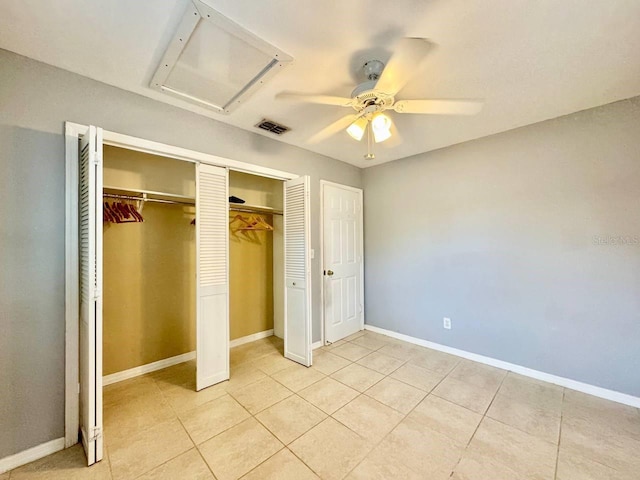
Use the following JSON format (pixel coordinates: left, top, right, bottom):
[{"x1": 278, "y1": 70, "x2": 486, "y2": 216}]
[
  {"x1": 323, "y1": 182, "x2": 364, "y2": 343},
  {"x1": 79, "y1": 125, "x2": 103, "y2": 465},
  {"x1": 196, "y1": 163, "x2": 229, "y2": 390},
  {"x1": 284, "y1": 176, "x2": 312, "y2": 366}
]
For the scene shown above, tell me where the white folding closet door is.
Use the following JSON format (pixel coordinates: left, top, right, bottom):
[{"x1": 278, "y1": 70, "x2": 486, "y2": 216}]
[
  {"x1": 283, "y1": 176, "x2": 312, "y2": 366},
  {"x1": 78, "y1": 125, "x2": 103, "y2": 465},
  {"x1": 196, "y1": 163, "x2": 230, "y2": 390}
]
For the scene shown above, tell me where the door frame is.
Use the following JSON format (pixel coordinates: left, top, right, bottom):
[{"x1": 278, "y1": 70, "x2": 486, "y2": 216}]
[
  {"x1": 319, "y1": 180, "x2": 365, "y2": 346},
  {"x1": 64, "y1": 122, "x2": 300, "y2": 448}
]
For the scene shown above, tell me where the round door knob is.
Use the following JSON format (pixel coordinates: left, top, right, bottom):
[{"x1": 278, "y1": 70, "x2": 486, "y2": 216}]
[{"x1": 327, "y1": 270, "x2": 334, "y2": 276}]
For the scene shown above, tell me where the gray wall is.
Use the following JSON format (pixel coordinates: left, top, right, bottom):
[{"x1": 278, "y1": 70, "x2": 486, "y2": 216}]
[
  {"x1": 363, "y1": 97, "x2": 640, "y2": 397},
  {"x1": 0, "y1": 49, "x2": 361, "y2": 458}
]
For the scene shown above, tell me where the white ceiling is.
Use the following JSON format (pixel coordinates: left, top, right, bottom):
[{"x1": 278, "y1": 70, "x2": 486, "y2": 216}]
[{"x1": 1, "y1": 0, "x2": 639, "y2": 168}]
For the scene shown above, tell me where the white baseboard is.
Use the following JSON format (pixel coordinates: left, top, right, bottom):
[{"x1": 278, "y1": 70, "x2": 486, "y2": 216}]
[
  {"x1": 0, "y1": 437, "x2": 65, "y2": 474},
  {"x1": 103, "y1": 351, "x2": 196, "y2": 386},
  {"x1": 365, "y1": 325, "x2": 640, "y2": 409},
  {"x1": 312, "y1": 341, "x2": 323, "y2": 350},
  {"x1": 230, "y1": 329, "x2": 274, "y2": 348}
]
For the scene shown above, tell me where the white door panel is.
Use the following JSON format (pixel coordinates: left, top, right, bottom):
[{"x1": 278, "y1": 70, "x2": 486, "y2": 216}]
[
  {"x1": 284, "y1": 176, "x2": 312, "y2": 366},
  {"x1": 196, "y1": 164, "x2": 229, "y2": 390},
  {"x1": 79, "y1": 125, "x2": 103, "y2": 465},
  {"x1": 323, "y1": 183, "x2": 363, "y2": 343}
]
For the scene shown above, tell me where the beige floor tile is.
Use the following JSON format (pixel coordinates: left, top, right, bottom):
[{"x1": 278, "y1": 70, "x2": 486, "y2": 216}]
[
  {"x1": 136, "y1": 449, "x2": 213, "y2": 480},
  {"x1": 408, "y1": 394, "x2": 482, "y2": 445},
  {"x1": 487, "y1": 391, "x2": 561, "y2": 443},
  {"x1": 199, "y1": 418, "x2": 283, "y2": 480},
  {"x1": 560, "y1": 413, "x2": 640, "y2": 473},
  {"x1": 407, "y1": 348, "x2": 460, "y2": 375},
  {"x1": 377, "y1": 342, "x2": 420, "y2": 361},
  {"x1": 563, "y1": 389, "x2": 640, "y2": 441},
  {"x1": 356, "y1": 351, "x2": 404, "y2": 375},
  {"x1": 556, "y1": 450, "x2": 634, "y2": 480},
  {"x1": 333, "y1": 395, "x2": 405, "y2": 442},
  {"x1": 104, "y1": 376, "x2": 160, "y2": 405},
  {"x1": 254, "y1": 352, "x2": 297, "y2": 376},
  {"x1": 365, "y1": 377, "x2": 426, "y2": 413},
  {"x1": 271, "y1": 364, "x2": 325, "y2": 392},
  {"x1": 346, "y1": 451, "x2": 425, "y2": 480},
  {"x1": 256, "y1": 395, "x2": 326, "y2": 444},
  {"x1": 160, "y1": 379, "x2": 228, "y2": 415},
  {"x1": 179, "y1": 394, "x2": 251, "y2": 445},
  {"x1": 378, "y1": 417, "x2": 463, "y2": 477},
  {"x1": 331, "y1": 363, "x2": 384, "y2": 392},
  {"x1": 330, "y1": 343, "x2": 373, "y2": 362},
  {"x1": 451, "y1": 451, "x2": 521, "y2": 480},
  {"x1": 240, "y1": 449, "x2": 319, "y2": 480},
  {"x1": 389, "y1": 363, "x2": 444, "y2": 391},
  {"x1": 432, "y1": 375, "x2": 499, "y2": 414},
  {"x1": 298, "y1": 377, "x2": 360, "y2": 414},
  {"x1": 109, "y1": 418, "x2": 193, "y2": 480},
  {"x1": 349, "y1": 334, "x2": 389, "y2": 351},
  {"x1": 103, "y1": 387, "x2": 175, "y2": 446},
  {"x1": 343, "y1": 331, "x2": 366, "y2": 341},
  {"x1": 448, "y1": 360, "x2": 507, "y2": 389},
  {"x1": 230, "y1": 377, "x2": 293, "y2": 414},
  {"x1": 289, "y1": 418, "x2": 372, "y2": 480},
  {"x1": 225, "y1": 364, "x2": 268, "y2": 394},
  {"x1": 499, "y1": 373, "x2": 563, "y2": 408},
  {"x1": 311, "y1": 351, "x2": 351, "y2": 375},
  {"x1": 148, "y1": 361, "x2": 196, "y2": 389},
  {"x1": 467, "y1": 417, "x2": 557, "y2": 480},
  {"x1": 9, "y1": 444, "x2": 112, "y2": 480}
]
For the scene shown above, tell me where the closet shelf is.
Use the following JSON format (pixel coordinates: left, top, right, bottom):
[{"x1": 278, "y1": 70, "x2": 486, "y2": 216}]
[
  {"x1": 104, "y1": 186, "x2": 195, "y2": 206},
  {"x1": 229, "y1": 203, "x2": 283, "y2": 216}
]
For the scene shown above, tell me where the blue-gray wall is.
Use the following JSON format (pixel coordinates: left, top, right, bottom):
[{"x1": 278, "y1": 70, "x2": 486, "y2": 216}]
[
  {"x1": 0, "y1": 48, "x2": 361, "y2": 459},
  {"x1": 363, "y1": 97, "x2": 640, "y2": 397}
]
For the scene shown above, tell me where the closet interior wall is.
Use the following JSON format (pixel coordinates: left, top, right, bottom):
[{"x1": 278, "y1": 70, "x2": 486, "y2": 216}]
[
  {"x1": 228, "y1": 171, "x2": 284, "y2": 342},
  {"x1": 102, "y1": 145, "x2": 195, "y2": 375}
]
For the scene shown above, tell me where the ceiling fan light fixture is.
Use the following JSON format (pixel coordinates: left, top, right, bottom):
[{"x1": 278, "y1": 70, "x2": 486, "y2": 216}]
[
  {"x1": 371, "y1": 113, "x2": 392, "y2": 143},
  {"x1": 346, "y1": 116, "x2": 368, "y2": 141}
]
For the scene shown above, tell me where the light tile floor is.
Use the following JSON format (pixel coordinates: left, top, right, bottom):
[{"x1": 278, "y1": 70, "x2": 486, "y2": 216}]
[{"x1": 7, "y1": 332, "x2": 640, "y2": 479}]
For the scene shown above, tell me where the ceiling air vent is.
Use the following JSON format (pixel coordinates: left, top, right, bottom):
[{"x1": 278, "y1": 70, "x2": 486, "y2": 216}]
[
  {"x1": 255, "y1": 119, "x2": 290, "y2": 135},
  {"x1": 150, "y1": 0, "x2": 292, "y2": 115}
]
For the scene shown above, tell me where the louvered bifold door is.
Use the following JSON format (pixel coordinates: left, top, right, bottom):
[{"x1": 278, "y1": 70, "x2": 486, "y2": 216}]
[
  {"x1": 78, "y1": 125, "x2": 103, "y2": 465},
  {"x1": 284, "y1": 176, "x2": 312, "y2": 366},
  {"x1": 196, "y1": 164, "x2": 229, "y2": 391}
]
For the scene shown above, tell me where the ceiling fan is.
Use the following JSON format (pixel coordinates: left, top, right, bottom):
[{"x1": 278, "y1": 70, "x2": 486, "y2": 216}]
[{"x1": 277, "y1": 38, "x2": 483, "y2": 159}]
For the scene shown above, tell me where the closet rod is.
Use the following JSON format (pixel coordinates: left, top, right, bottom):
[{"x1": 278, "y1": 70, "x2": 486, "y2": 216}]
[
  {"x1": 229, "y1": 205, "x2": 283, "y2": 216},
  {"x1": 103, "y1": 192, "x2": 194, "y2": 206}
]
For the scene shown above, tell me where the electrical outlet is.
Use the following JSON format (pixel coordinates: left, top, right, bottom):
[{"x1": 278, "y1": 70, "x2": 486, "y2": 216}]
[{"x1": 443, "y1": 317, "x2": 452, "y2": 329}]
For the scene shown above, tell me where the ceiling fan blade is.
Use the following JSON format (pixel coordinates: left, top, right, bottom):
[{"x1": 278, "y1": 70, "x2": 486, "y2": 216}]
[
  {"x1": 375, "y1": 38, "x2": 435, "y2": 96},
  {"x1": 393, "y1": 99, "x2": 483, "y2": 115},
  {"x1": 308, "y1": 114, "x2": 359, "y2": 144},
  {"x1": 276, "y1": 92, "x2": 354, "y2": 107}
]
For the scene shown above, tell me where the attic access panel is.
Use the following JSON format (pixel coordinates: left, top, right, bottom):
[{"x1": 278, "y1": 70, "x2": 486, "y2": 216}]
[{"x1": 151, "y1": 0, "x2": 292, "y2": 114}]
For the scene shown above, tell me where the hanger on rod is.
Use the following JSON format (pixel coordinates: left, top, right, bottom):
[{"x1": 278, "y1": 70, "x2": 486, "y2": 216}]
[
  {"x1": 103, "y1": 197, "x2": 143, "y2": 224},
  {"x1": 229, "y1": 213, "x2": 273, "y2": 231}
]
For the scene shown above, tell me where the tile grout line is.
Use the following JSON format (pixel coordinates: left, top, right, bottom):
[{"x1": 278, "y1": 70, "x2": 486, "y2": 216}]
[
  {"x1": 553, "y1": 388, "x2": 566, "y2": 480},
  {"x1": 446, "y1": 367, "x2": 509, "y2": 476}
]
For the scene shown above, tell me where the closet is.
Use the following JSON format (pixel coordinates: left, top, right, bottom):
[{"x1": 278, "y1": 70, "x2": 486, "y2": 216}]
[
  {"x1": 102, "y1": 145, "x2": 196, "y2": 379},
  {"x1": 75, "y1": 124, "x2": 311, "y2": 466},
  {"x1": 228, "y1": 171, "x2": 284, "y2": 344}
]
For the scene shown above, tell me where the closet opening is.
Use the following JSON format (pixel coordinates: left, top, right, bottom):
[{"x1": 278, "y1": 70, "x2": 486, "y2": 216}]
[
  {"x1": 69, "y1": 122, "x2": 312, "y2": 465},
  {"x1": 227, "y1": 171, "x2": 291, "y2": 373}
]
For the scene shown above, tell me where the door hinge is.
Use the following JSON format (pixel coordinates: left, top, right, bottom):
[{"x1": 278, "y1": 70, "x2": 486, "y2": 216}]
[{"x1": 89, "y1": 427, "x2": 102, "y2": 442}]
